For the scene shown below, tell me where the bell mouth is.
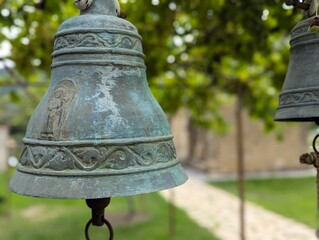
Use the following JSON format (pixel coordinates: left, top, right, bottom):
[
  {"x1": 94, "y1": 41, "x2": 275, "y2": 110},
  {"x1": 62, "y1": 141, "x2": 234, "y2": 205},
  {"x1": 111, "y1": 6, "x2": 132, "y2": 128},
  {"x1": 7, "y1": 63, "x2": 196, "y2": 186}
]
[
  {"x1": 274, "y1": 104, "x2": 319, "y2": 122},
  {"x1": 9, "y1": 162, "x2": 187, "y2": 199},
  {"x1": 9, "y1": 135, "x2": 188, "y2": 199},
  {"x1": 275, "y1": 84, "x2": 319, "y2": 122}
]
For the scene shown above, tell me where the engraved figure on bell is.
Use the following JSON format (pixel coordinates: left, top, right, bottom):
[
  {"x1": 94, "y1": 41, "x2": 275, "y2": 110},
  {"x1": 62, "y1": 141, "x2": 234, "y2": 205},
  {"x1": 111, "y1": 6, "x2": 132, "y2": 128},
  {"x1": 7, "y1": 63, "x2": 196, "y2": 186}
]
[{"x1": 41, "y1": 80, "x2": 76, "y2": 140}]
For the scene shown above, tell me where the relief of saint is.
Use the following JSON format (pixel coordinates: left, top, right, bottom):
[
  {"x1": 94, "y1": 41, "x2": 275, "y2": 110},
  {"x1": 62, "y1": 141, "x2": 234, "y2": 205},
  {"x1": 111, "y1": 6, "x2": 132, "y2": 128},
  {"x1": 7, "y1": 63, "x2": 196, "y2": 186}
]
[{"x1": 41, "y1": 80, "x2": 76, "y2": 140}]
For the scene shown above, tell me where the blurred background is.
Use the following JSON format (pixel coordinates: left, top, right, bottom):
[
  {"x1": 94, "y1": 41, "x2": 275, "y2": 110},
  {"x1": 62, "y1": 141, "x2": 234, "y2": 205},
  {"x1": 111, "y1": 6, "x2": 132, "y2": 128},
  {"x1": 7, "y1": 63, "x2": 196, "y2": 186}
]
[{"x1": 0, "y1": 0, "x2": 318, "y2": 239}]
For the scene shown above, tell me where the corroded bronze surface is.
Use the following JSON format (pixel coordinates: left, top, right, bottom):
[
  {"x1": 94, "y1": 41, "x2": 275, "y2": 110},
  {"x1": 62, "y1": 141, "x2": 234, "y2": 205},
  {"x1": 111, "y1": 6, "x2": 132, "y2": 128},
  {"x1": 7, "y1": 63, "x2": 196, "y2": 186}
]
[{"x1": 10, "y1": 0, "x2": 187, "y2": 199}]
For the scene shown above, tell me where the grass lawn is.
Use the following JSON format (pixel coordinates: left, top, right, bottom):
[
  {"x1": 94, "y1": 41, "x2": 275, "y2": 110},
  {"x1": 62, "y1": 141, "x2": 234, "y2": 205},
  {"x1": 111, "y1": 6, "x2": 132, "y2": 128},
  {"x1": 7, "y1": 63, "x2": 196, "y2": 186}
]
[
  {"x1": 0, "y1": 171, "x2": 218, "y2": 240},
  {"x1": 211, "y1": 177, "x2": 317, "y2": 228}
]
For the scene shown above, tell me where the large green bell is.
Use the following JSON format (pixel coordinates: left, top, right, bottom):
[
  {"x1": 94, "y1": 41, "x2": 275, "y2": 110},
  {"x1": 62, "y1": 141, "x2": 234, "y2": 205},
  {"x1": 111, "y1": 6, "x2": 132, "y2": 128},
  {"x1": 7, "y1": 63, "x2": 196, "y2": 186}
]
[
  {"x1": 9, "y1": 0, "x2": 187, "y2": 199},
  {"x1": 275, "y1": 16, "x2": 319, "y2": 122}
]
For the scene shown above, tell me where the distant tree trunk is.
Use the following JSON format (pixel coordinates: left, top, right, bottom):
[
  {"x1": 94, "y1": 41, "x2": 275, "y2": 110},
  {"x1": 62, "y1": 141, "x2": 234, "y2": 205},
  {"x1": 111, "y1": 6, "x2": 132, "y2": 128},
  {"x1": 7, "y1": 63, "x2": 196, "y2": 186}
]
[
  {"x1": 184, "y1": 117, "x2": 215, "y2": 171},
  {"x1": 236, "y1": 86, "x2": 246, "y2": 240},
  {"x1": 185, "y1": 117, "x2": 198, "y2": 165},
  {"x1": 198, "y1": 128, "x2": 213, "y2": 164}
]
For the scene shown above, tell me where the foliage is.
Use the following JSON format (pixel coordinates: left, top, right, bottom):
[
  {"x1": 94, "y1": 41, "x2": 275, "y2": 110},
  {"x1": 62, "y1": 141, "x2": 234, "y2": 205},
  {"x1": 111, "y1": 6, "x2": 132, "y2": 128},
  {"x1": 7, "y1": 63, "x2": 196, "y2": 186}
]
[
  {"x1": 0, "y1": 0, "x2": 306, "y2": 132},
  {"x1": 211, "y1": 177, "x2": 317, "y2": 227}
]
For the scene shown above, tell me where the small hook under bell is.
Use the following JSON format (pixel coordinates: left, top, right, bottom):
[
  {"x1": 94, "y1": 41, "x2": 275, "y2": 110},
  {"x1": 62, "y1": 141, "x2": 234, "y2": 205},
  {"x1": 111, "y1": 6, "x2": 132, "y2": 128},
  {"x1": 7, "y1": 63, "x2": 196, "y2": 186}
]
[{"x1": 85, "y1": 198, "x2": 114, "y2": 240}]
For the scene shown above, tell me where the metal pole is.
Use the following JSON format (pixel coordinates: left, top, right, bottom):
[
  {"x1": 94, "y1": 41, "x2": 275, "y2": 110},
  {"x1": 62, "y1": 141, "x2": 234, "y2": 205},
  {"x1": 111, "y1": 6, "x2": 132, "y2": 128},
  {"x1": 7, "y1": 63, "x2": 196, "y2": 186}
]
[{"x1": 236, "y1": 85, "x2": 246, "y2": 240}]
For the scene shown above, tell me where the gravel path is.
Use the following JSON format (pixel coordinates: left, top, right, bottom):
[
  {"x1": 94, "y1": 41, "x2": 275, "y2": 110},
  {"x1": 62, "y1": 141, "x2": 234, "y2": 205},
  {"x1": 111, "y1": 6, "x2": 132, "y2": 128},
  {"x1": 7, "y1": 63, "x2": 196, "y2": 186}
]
[{"x1": 160, "y1": 177, "x2": 316, "y2": 240}]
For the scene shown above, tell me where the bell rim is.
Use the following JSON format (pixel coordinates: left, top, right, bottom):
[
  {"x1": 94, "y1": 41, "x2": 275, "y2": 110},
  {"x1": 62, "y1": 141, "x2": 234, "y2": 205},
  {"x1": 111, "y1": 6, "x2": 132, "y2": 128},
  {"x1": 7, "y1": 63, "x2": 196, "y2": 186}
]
[
  {"x1": 274, "y1": 104, "x2": 319, "y2": 122},
  {"x1": 23, "y1": 135, "x2": 173, "y2": 146},
  {"x1": 9, "y1": 162, "x2": 188, "y2": 199}
]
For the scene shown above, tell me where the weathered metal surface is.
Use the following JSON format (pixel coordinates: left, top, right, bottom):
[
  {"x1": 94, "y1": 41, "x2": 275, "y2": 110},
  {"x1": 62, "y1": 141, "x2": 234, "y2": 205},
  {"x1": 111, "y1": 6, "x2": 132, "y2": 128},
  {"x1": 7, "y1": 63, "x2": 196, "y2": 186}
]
[
  {"x1": 275, "y1": 16, "x2": 319, "y2": 122},
  {"x1": 10, "y1": 0, "x2": 187, "y2": 199}
]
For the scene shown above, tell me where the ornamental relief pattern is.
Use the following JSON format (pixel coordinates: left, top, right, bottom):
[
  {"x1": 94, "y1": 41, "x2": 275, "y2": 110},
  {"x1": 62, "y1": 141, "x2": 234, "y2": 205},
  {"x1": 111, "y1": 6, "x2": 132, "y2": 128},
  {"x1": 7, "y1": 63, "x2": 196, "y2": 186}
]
[
  {"x1": 19, "y1": 141, "x2": 176, "y2": 172},
  {"x1": 279, "y1": 91, "x2": 319, "y2": 106},
  {"x1": 54, "y1": 33, "x2": 141, "y2": 51}
]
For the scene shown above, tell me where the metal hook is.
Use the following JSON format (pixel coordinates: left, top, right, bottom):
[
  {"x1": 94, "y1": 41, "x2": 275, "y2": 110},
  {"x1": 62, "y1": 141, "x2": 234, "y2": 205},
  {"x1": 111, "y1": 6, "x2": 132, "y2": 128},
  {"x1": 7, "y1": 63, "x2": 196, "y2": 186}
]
[
  {"x1": 313, "y1": 134, "x2": 319, "y2": 154},
  {"x1": 85, "y1": 218, "x2": 114, "y2": 240},
  {"x1": 84, "y1": 198, "x2": 114, "y2": 240}
]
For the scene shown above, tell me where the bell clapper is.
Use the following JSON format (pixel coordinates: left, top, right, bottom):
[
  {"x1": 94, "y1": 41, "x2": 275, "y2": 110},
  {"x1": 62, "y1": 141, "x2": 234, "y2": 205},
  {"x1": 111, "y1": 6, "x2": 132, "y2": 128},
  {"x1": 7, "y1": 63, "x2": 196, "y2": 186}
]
[
  {"x1": 300, "y1": 134, "x2": 319, "y2": 239},
  {"x1": 85, "y1": 198, "x2": 114, "y2": 240}
]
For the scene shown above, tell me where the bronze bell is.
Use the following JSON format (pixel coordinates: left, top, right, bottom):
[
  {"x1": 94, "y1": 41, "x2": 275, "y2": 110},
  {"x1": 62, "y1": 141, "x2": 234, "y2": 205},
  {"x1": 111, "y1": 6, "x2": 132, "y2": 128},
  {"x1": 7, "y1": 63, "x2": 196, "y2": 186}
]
[
  {"x1": 275, "y1": 16, "x2": 319, "y2": 122},
  {"x1": 275, "y1": 11, "x2": 319, "y2": 239},
  {"x1": 9, "y1": 0, "x2": 187, "y2": 199}
]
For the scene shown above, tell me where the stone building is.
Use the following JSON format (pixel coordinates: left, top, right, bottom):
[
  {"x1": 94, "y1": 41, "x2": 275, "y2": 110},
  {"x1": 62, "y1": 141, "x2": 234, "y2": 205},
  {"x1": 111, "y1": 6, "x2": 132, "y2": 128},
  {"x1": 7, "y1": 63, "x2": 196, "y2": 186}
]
[{"x1": 171, "y1": 106, "x2": 309, "y2": 174}]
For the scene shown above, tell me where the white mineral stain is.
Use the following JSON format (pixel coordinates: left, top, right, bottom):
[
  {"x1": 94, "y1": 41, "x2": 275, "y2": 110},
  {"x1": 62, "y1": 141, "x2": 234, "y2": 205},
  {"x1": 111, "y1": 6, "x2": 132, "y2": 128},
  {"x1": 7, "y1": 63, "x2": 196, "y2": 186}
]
[{"x1": 85, "y1": 66, "x2": 135, "y2": 129}]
